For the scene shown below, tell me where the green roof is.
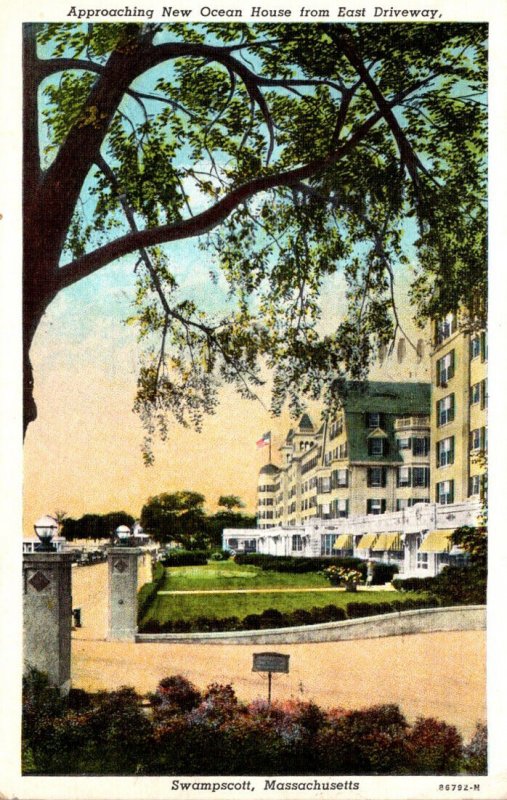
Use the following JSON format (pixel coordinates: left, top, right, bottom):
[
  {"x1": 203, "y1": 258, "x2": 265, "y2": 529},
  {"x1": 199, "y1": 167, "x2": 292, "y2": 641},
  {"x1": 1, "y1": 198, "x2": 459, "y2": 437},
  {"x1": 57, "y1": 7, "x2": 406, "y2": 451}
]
[
  {"x1": 343, "y1": 381, "x2": 431, "y2": 414},
  {"x1": 343, "y1": 381, "x2": 431, "y2": 463}
]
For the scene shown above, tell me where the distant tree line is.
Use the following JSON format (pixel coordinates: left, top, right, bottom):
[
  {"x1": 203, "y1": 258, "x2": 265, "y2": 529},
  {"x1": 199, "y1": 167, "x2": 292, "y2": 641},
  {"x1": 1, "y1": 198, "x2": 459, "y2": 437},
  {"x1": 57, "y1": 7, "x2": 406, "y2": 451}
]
[
  {"x1": 59, "y1": 492, "x2": 255, "y2": 547},
  {"x1": 61, "y1": 511, "x2": 135, "y2": 541}
]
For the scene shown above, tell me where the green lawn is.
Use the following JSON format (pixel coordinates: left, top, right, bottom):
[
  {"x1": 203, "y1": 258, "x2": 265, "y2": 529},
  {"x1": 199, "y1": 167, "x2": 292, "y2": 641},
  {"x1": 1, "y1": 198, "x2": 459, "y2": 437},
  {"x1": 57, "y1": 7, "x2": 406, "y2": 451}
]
[
  {"x1": 140, "y1": 561, "x2": 420, "y2": 625},
  {"x1": 159, "y1": 560, "x2": 329, "y2": 591}
]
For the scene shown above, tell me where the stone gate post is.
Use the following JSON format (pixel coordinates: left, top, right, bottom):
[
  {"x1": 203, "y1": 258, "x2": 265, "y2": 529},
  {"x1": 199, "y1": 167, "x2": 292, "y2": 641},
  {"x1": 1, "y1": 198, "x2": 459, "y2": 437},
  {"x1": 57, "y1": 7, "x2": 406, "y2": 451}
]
[
  {"x1": 107, "y1": 547, "x2": 142, "y2": 641},
  {"x1": 23, "y1": 551, "x2": 73, "y2": 695}
]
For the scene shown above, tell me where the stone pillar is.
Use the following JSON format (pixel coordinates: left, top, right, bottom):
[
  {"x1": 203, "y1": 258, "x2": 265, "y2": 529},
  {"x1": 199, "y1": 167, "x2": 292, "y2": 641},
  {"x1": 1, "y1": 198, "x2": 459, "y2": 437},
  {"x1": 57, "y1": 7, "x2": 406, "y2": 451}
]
[
  {"x1": 107, "y1": 547, "x2": 142, "y2": 641},
  {"x1": 23, "y1": 552, "x2": 73, "y2": 695}
]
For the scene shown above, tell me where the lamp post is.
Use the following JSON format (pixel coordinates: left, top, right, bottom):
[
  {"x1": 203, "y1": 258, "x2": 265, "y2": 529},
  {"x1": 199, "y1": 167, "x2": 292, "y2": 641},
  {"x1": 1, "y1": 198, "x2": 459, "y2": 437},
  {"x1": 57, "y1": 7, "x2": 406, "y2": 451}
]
[
  {"x1": 114, "y1": 524, "x2": 132, "y2": 546},
  {"x1": 33, "y1": 515, "x2": 59, "y2": 551}
]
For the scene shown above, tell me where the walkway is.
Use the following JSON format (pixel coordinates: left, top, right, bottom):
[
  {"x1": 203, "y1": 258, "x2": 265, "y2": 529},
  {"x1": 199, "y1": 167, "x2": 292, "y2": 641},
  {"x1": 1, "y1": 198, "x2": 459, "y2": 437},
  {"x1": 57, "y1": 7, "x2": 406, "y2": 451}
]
[
  {"x1": 157, "y1": 585, "x2": 394, "y2": 595},
  {"x1": 71, "y1": 563, "x2": 486, "y2": 739}
]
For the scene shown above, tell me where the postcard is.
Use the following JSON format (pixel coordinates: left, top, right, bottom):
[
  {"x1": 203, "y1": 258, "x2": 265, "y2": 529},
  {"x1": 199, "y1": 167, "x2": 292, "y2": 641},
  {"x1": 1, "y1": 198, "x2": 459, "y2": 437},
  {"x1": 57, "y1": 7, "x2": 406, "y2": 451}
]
[{"x1": 1, "y1": 0, "x2": 506, "y2": 798}]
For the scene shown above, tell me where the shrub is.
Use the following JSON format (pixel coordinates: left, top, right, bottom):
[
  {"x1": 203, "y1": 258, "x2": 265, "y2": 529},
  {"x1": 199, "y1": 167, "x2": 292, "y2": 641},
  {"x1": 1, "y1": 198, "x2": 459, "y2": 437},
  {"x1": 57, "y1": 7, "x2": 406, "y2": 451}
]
[
  {"x1": 392, "y1": 577, "x2": 435, "y2": 593},
  {"x1": 137, "y1": 561, "x2": 165, "y2": 622},
  {"x1": 405, "y1": 717, "x2": 463, "y2": 774},
  {"x1": 462, "y1": 723, "x2": 487, "y2": 774},
  {"x1": 151, "y1": 675, "x2": 202, "y2": 716},
  {"x1": 370, "y1": 562, "x2": 399, "y2": 585},
  {"x1": 161, "y1": 550, "x2": 208, "y2": 567},
  {"x1": 346, "y1": 601, "x2": 394, "y2": 618},
  {"x1": 234, "y1": 553, "x2": 367, "y2": 577}
]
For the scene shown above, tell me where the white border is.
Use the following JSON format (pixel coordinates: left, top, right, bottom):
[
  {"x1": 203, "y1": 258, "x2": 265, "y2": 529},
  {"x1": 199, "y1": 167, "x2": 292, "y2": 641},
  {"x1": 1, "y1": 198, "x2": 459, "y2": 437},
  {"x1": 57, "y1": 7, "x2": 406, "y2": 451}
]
[{"x1": 1, "y1": 1, "x2": 506, "y2": 797}]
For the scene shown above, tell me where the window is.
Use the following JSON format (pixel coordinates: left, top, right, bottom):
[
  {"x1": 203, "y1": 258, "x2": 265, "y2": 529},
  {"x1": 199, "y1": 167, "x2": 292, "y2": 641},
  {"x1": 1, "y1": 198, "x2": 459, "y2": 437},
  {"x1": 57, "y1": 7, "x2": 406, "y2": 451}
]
[
  {"x1": 412, "y1": 437, "x2": 430, "y2": 456},
  {"x1": 413, "y1": 467, "x2": 430, "y2": 488},
  {"x1": 397, "y1": 466, "x2": 411, "y2": 487},
  {"x1": 368, "y1": 467, "x2": 387, "y2": 487},
  {"x1": 436, "y1": 480, "x2": 454, "y2": 504},
  {"x1": 332, "y1": 468, "x2": 348, "y2": 488},
  {"x1": 481, "y1": 379, "x2": 487, "y2": 409},
  {"x1": 470, "y1": 383, "x2": 481, "y2": 405},
  {"x1": 437, "y1": 394, "x2": 455, "y2": 426},
  {"x1": 318, "y1": 476, "x2": 331, "y2": 493},
  {"x1": 367, "y1": 499, "x2": 386, "y2": 515},
  {"x1": 470, "y1": 335, "x2": 481, "y2": 359},
  {"x1": 321, "y1": 533, "x2": 336, "y2": 556},
  {"x1": 366, "y1": 412, "x2": 384, "y2": 428},
  {"x1": 435, "y1": 313, "x2": 456, "y2": 344},
  {"x1": 469, "y1": 475, "x2": 482, "y2": 496},
  {"x1": 397, "y1": 437, "x2": 411, "y2": 450},
  {"x1": 329, "y1": 417, "x2": 344, "y2": 439},
  {"x1": 481, "y1": 331, "x2": 488, "y2": 362},
  {"x1": 436, "y1": 350, "x2": 455, "y2": 386},
  {"x1": 334, "y1": 499, "x2": 348, "y2": 518},
  {"x1": 469, "y1": 427, "x2": 486, "y2": 451},
  {"x1": 292, "y1": 535, "x2": 303, "y2": 552},
  {"x1": 417, "y1": 552, "x2": 429, "y2": 570},
  {"x1": 396, "y1": 499, "x2": 409, "y2": 511},
  {"x1": 437, "y1": 436, "x2": 454, "y2": 467},
  {"x1": 368, "y1": 438, "x2": 388, "y2": 456}
]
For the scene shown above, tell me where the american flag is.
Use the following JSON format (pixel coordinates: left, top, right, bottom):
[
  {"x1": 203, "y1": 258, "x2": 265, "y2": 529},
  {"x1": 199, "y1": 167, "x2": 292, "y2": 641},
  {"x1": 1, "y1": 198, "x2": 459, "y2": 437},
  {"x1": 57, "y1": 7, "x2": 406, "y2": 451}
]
[{"x1": 256, "y1": 431, "x2": 271, "y2": 449}]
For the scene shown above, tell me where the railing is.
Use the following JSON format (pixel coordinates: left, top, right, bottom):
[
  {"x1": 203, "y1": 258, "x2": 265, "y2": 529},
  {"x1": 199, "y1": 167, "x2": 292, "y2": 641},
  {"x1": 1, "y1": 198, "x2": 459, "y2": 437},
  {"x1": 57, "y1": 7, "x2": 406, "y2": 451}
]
[{"x1": 394, "y1": 416, "x2": 430, "y2": 430}]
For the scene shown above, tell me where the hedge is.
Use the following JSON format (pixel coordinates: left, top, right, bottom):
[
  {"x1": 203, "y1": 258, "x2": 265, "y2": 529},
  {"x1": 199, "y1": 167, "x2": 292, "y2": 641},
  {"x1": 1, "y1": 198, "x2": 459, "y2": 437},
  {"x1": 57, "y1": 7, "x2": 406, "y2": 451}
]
[
  {"x1": 138, "y1": 598, "x2": 441, "y2": 634},
  {"x1": 137, "y1": 561, "x2": 165, "y2": 623},
  {"x1": 234, "y1": 553, "x2": 368, "y2": 577},
  {"x1": 160, "y1": 549, "x2": 208, "y2": 567}
]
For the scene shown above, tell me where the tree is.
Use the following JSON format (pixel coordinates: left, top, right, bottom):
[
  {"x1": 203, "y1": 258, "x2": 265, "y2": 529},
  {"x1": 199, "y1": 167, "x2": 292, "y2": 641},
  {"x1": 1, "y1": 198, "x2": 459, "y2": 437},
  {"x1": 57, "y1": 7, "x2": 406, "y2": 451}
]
[
  {"x1": 218, "y1": 494, "x2": 245, "y2": 511},
  {"x1": 140, "y1": 490, "x2": 206, "y2": 545},
  {"x1": 24, "y1": 23, "x2": 486, "y2": 457}
]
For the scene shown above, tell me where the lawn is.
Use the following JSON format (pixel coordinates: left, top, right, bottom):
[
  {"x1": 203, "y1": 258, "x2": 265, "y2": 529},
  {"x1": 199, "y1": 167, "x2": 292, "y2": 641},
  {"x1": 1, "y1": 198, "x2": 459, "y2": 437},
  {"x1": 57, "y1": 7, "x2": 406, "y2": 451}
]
[
  {"x1": 140, "y1": 561, "x2": 422, "y2": 626},
  {"x1": 158, "y1": 560, "x2": 329, "y2": 591}
]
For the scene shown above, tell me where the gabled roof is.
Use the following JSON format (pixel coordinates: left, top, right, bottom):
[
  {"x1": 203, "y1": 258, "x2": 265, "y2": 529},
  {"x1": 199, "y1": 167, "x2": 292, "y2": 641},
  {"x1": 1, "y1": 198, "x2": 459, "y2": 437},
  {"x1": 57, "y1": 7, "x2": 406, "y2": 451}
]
[{"x1": 298, "y1": 413, "x2": 315, "y2": 431}]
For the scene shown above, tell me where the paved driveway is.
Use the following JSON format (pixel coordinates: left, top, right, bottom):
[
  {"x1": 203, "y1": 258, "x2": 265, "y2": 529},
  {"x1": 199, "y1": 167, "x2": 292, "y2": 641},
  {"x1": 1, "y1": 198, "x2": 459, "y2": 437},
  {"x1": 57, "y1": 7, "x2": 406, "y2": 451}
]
[{"x1": 71, "y1": 563, "x2": 486, "y2": 739}]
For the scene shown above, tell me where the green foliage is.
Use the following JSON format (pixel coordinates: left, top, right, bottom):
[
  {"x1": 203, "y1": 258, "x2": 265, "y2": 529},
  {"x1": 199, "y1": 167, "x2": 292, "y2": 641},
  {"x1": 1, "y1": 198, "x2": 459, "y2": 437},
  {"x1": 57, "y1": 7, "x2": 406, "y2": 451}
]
[
  {"x1": 218, "y1": 494, "x2": 245, "y2": 510},
  {"x1": 137, "y1": 560, "x2": 166, "y2": 622},
  {"x1": 234, "y1": 552, "x2": 368, "y2": 576},
  {"x1": 392, "y1": 527, "x2": 487, "y2": 605},
  {"x1": 462, "y1": 723, "x2": 487, "y2": 775},
  {"x1": 160, "y1": 550, "x2": 208, "y2": 566},
  {"x1": 61, "y1": 511, "x2": 134, "y2": 540},
  {"x1": 24, "y1": 670, "x2": 483, "y2": 775},
  {"x1": 138, "y1": 597, "x2": 439, "y2": 633},
  {"x1": 140, "y1": 491, "x2": 206, "y2": 546},
  {"x1": 29, "y1": 23, "x2": 487, "y2": 455}
]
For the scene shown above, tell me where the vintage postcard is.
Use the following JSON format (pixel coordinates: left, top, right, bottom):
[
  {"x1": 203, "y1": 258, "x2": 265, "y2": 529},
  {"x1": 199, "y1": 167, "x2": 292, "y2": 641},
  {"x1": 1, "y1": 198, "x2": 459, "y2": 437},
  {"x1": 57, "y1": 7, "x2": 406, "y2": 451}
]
[{"x1": 1, "y1": 0, "x2": 506, "y2": 798}]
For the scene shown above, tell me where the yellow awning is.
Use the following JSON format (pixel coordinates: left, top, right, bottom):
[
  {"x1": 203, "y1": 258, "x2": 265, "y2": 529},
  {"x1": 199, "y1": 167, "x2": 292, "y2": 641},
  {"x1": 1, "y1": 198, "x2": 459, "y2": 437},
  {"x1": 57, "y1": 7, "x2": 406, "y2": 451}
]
[
  {"x1": 357, "y1": 533, "x2": 377, "y2": 550},
  {"x1": 371, "y1": 532, "x2": 403, "y2": 552},
  {"x1": 418, "y1": 530, "x2": 454, "y2": 553},
  {"x1": 333, "y1": 534, "x2": 353, "y2": 550}
]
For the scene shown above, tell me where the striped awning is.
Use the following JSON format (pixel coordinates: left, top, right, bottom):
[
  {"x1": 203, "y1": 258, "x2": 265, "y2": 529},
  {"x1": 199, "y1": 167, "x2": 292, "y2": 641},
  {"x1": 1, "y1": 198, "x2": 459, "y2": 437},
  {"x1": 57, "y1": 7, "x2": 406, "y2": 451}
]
[
  {"x1": 357, "y1": 533, "x2": 377, "y2": 550},
  {"x1": 333, "y1": 534, "x2": 353, "y2": 550},
  {"x1": 371, "y1": 532, "x2": 403, "y2": 552},
  {"x1": 418, "y1": 529, "x2": 454, "y2": 554}
]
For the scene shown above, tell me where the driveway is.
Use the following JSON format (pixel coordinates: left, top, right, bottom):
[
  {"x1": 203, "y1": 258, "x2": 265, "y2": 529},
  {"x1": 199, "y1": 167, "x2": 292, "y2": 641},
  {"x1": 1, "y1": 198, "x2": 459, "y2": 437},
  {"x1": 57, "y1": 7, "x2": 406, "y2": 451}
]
[{"x1": 71, "y1": 563, "x2": 486, "y2": 739}]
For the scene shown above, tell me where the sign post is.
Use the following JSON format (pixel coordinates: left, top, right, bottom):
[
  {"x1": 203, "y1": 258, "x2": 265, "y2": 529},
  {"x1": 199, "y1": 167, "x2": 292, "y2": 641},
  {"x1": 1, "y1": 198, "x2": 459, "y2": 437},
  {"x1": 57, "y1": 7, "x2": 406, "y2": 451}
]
[{"x1": 252, "y1": 652, "x2": 290, "y2": 707}]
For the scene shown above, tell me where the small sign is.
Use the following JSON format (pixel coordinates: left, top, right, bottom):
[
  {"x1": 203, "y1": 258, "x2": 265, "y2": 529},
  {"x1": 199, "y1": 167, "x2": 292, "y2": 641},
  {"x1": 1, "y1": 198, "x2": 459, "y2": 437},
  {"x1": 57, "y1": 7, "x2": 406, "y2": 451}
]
[{"x1": 252, "y1": 652, "x2": 290, "y2": 674}]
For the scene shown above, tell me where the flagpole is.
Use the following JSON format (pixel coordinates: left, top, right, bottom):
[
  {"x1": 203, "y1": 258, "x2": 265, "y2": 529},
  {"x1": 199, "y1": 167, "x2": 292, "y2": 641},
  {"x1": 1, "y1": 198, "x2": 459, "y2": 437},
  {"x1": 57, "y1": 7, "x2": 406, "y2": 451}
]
[{"x1": 269, "y1": 436, "x2": 272, "y2": 463}]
